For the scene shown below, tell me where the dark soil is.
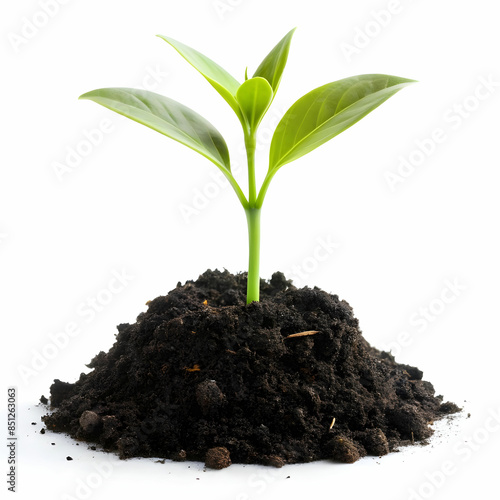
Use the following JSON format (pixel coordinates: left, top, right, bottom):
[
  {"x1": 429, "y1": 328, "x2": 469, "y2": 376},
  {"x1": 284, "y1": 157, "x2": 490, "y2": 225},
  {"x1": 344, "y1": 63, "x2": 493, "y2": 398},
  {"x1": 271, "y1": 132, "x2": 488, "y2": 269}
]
[{"x1": 43, "y1": 270, "x2": 460, "y2": 468}]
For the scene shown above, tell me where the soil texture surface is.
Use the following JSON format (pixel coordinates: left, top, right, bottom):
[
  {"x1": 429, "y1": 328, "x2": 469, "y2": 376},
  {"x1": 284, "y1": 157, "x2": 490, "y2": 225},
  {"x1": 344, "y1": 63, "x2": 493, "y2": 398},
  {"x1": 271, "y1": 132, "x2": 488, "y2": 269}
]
[{"x1": 43, "y1": 270, "x2": 460, "y2": 468}]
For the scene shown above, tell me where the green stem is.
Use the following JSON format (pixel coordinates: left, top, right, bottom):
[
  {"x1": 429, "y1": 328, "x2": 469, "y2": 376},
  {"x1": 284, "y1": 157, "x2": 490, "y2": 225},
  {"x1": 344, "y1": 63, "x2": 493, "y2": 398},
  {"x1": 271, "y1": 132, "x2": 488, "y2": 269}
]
[
  {"x1": 245, "y1": 207, "x2": 261, "y2": 303},
  {"x1": 243, "y1": 128, "x2": 261, "y2": 303},
  {"x1": 245, "y1": 131, "x2": 257, "y2": 206}
]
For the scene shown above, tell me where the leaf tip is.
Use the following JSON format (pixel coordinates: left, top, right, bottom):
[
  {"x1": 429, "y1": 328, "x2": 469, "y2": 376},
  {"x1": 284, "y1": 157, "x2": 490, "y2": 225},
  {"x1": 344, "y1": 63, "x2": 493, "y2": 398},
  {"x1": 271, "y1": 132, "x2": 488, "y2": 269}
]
[
  {"x1": 399, "y1": 78, "x2": 418, "y2": 90},
  {"x1": 398, "y1": 77, "x2": 418, "y2": 86},
  {"x1": 156, "y1": 34, "x2": 174, "y2": 45},
  {"x1": 284, "y1": 27, "x2": 297, "y2": 40}
]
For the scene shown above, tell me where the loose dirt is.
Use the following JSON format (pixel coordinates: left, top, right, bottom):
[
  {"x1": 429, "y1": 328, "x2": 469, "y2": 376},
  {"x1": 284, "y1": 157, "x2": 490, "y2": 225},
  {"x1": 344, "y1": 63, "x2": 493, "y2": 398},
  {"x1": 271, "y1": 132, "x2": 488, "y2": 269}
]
[{"x1": 43, "y1": 270, "x2": 459, "y2": 468}]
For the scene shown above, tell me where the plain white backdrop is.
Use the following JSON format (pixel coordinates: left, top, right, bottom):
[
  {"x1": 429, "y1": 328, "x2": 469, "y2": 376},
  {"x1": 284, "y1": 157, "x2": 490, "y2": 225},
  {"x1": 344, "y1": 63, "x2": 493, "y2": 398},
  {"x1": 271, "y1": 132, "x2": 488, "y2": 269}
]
[{"x1": 2, "y1": 0, "x2": 499, "y2": 498}]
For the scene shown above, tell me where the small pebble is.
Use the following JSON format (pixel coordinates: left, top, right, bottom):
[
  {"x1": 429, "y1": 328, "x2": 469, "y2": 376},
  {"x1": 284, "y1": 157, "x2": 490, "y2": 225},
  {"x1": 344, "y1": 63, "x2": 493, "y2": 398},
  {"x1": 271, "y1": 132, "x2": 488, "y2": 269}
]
[{"x1": 79, "y1": 411, "x2": 101, "y2": 433}]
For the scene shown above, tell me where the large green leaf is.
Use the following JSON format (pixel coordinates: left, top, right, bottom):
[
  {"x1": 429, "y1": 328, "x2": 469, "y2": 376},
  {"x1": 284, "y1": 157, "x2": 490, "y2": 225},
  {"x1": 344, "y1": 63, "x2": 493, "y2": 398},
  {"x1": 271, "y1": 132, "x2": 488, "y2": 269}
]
[
  {"x1": 269, "y1": 74, "x2": 416, "y2": 171},
  {"x1": 236, "y1": 77, "x2": 273, "y2": 131},
  {"x1": 79, "y1": 87, "x2": 231, "y2": 172},
  {"x1": 253, "y1": 28, "x2": 296, "y2": 95},
  {"x1": 157, "y1": 35, "x2": 242, "y2": 119}
]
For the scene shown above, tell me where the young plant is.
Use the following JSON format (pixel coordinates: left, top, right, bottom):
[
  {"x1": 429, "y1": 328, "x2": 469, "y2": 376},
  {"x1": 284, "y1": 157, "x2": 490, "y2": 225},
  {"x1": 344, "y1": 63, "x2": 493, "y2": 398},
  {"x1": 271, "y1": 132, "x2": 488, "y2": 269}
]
[{"x1": 80, "y1": 29, "x2": 414, "y2": 304}]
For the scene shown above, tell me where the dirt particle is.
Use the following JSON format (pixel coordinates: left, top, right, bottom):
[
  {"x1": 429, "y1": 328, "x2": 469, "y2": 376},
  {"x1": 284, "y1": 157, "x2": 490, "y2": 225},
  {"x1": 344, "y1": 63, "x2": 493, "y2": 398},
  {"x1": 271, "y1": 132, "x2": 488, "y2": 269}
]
[
  {"x1": 116, "y1": 436, "x2": 139, "y2": 459},
  {"x1": 79, "y1": 411, "x2": 101, "y2": 434},
  {"x1": 66, "y1": 456, "x2": 73, "y2": 461},
  {"x1": 205, "y1": 447, "x2": 231, "y2": 469},
  {"x1": 171, "y1": 449, "x2": 187, "y2": 462},
  {"x1": 439, "y1": 401, "x2": 461, "y2": 414},
  {"x1": 363, "y1": 428, "x2": 389, "y2": 456},
  {"x1": 196, "y1": 380, "x2": 224, "y2": 415},
  {"x1": 266, "y1": 455, "x2": 285, "y2": 468},
  {"x1": 49, "y1": 379, "x2": 75, "y2": 407},
  {"x1": 329, "y1": 436, "x2": 362, "y2": 464},
  {"x1": 101, "y1": 415, "x2": 119, "y2": 441}
]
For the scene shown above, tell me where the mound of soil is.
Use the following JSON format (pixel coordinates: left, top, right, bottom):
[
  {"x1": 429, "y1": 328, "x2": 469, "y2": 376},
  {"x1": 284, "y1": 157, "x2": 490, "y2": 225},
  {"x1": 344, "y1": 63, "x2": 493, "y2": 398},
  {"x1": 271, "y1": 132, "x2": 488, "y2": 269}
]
[{"x1": 43, "y1": 270, "x2": 459, "y2": 468}]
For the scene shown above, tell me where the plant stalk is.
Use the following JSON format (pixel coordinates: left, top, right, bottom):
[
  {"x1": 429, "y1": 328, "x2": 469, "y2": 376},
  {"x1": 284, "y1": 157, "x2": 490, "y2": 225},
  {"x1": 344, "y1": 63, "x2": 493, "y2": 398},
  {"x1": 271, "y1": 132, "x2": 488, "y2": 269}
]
[
  {"x1": 245, "y1": 207, "x2": 261, "y2": 303},
  {"x1": 245, "y1": 131, "x2": 257, "y2": 206},
  {"x1": 243, "y1": 128, "x2": 261, "y2": 303}
]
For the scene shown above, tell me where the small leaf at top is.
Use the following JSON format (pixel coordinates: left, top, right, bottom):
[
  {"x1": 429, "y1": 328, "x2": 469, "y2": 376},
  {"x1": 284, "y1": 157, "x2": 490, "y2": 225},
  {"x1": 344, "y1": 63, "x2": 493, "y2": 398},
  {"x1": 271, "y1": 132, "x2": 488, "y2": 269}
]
[
  {"x1": 253, "y1": 28, "x2": 296, "y2": 95},
  {"x1": 79, "y1": 87, "x2": 231, "y2": 173},
  {"x1": 157, "y1": 35, "x2": 242, "y2": 119},
  {"x1": 269, "y1": 74, "x2": 416, "y2": 171},
  {"x1": 236, "y1": 77, "x2": 273, "y2": 131}
]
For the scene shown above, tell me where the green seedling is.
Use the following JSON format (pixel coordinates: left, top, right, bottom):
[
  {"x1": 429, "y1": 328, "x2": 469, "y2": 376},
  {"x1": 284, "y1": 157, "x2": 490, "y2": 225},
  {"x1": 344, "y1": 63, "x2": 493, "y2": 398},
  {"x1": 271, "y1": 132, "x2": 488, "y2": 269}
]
[{"x1": 80, "y1": 29, "x2": 415, "y2": 303}]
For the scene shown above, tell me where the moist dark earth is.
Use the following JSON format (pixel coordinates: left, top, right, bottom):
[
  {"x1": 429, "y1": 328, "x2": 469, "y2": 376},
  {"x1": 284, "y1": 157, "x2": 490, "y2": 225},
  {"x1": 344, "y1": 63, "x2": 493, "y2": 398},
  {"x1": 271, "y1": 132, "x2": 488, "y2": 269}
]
[{"x1": 43, "y1": 270, "x2": 460, "y2": 468}]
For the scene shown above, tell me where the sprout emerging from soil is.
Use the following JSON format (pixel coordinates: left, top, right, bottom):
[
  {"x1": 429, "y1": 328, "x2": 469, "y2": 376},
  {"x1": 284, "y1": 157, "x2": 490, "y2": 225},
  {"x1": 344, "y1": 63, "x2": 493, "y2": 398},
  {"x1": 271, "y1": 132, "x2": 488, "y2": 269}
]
[{"x1": 80, "y1": 29, "x2": 414, "y2": 303}]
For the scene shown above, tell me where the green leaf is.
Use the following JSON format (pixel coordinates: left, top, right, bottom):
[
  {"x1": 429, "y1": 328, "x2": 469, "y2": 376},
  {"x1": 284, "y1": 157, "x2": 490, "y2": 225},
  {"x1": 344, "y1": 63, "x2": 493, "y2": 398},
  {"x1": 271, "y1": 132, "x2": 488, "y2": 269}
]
[
  {"x1": 253, "y1": 28, "x2": 296, "y2": 95},
  {"x1": 236, "y1": 77, "x2": 273, "y2": 131},
  {"x1": 157, "y1": 35, "x2": 242, "y2": 119},
  {"x1": 269, "y1": 74, "x2": 416, "y2": 171},
  {"x1": 79, "y1": 87, "x2": 231, "y2": 172}
]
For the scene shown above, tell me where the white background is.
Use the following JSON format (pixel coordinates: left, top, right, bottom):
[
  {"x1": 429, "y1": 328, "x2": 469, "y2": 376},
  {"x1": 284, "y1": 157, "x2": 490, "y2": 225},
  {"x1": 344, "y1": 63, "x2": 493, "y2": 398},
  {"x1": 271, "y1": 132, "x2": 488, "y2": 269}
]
[{"x1": 1, "y1": 0, "x2": 499, "y2": 499}]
